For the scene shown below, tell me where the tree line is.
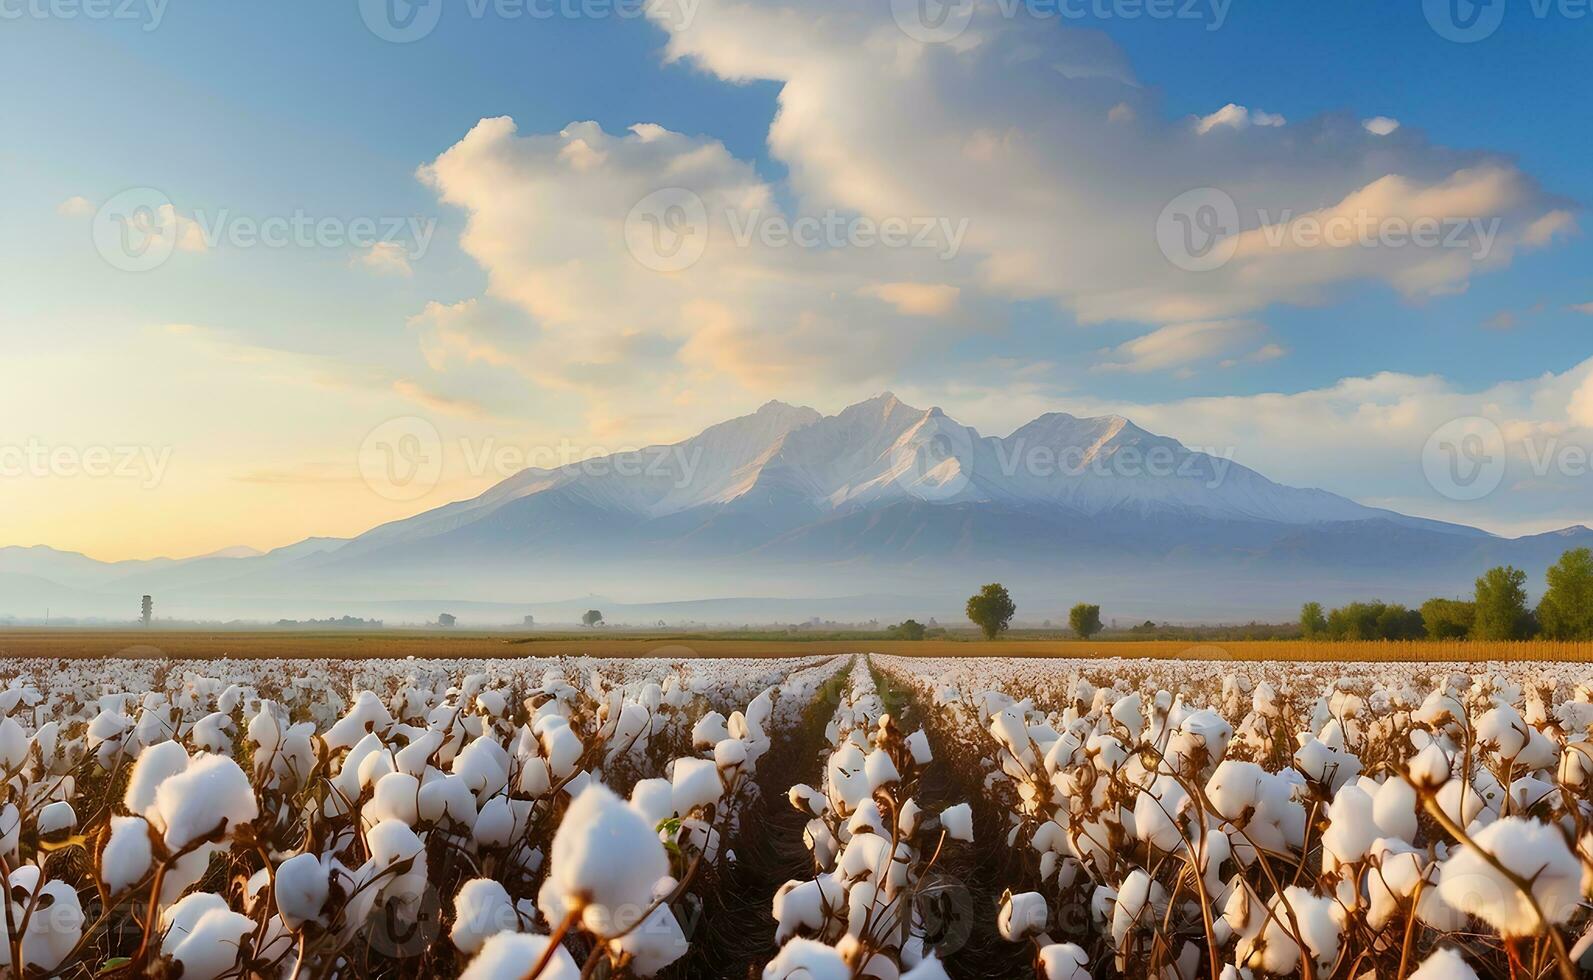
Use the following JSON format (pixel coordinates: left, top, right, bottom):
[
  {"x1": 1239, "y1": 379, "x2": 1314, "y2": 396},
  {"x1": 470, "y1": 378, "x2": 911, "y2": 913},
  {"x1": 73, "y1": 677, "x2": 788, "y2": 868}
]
[{"x1": 1300, "y1": 547, "x2": 1593, "y2": 641}]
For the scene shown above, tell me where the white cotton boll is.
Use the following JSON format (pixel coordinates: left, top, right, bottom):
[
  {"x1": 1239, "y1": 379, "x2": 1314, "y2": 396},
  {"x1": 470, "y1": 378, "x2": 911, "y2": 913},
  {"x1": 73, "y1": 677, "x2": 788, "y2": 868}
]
[
  {"x1": 1559, "y1": 741, "x2": 1593, "y2": 787},
  {"x1": 864, "y1": 748, "x2": 900, "y2": 790},
  {"x1": 998, "y1": 890, "x2": 1049, "y2": 941},
  {"x1": 101, "y1": 815, "x2": 154, "y2": 895},
  {"x1": 1038, "y1": 943, "x2": 1090, "y2": 980},
  {"x1": 939, "y1": 803, "x2": 973, "y2": 843},
  {"x1": 166, "y1": 906, "x2": 254, "y2": 980},
  {"x1": 692, "y1": 711, "x2": 729, "y2": 749},
  {"x1": 1110, "y1": 870, "x2": 1168, "y2": 951},
  {"x1": 37, "y1": 801, "x2": 75, "y2": 836},
  {"x1": 540, "y1": 720, "x2": 585, "y2": 779},
  {"x1": 826, "y1": 744, "x2": 870, "y2": 813},
  {"x1": 472, "y1": 796, "x2": 514, "y2": 848},
  {"x1": 1236, "y1": 886, "x2": 1340, "y2": 976},
  {"x1": 714, "y1": 737, "x2": 749, "y2": 775},
  {"x1": 1372, "y1": 777, "x2": 1418, "y2": 841},
  {"x1": 461, "y1": 932, "x2": 580, "y2": 980},
  {"x1": 1409, "y1": 741, "x2": 1454, "y2": 789},
  {"x1": 365, "y1": 771, "x2": 422, "y2": 828},
  {"x1": 1409, "y1": 947, "x2": 1481, "y2": 980},
  {"x1": 607, "y1": 901, "x2": 688, "y2": 977},
  {"x1": 366, "y1": 819, "x2": 429, "y2": 909},
  {"x1": 418, "y1": 772, "x2": 479, "y2": 830},
  {"x1": 274, "y1": 852, "x2": 331, "y2": 930},
  {"x1": 1133, "y1": 775, "x2": 1190, "y2": 853},
  {"x1": 906, "y1": 729, "x2": 932, "y2": 765},
  {"x1": 672, "y1": 757, "x2": 724, "y2": 816},
  {"x1": 1476, "y1": 703, "x2": 1528, "y2": 760},
  {"x1": 125, "y1": 739, "x2": 191, "y2": 819},
  {"x1": 630, "y1": 778, "x2": 674, "y2": 827},
  {"x1": 846, "y1": 800, "x2": 885, "y2": 837},
  {"x1": 3, "y1": 871, "x2": 83, "y2": 973},
  {"x1": 325, "y1": 690, "x2": 395, "y2": 751},
  {"x1": 517, "y1": 756, "x2": 552, "y2": 797},
  {"x1": 773, "y1": 874, "x2": 843, "y2": 943},
  {"x1": 788, "y1": 783, "x2": 827, "y2": 818},
  {"x1": 1437, "y1": 817, "x2": 1582, "y2": 937},
  {"x1": 1206, "y1": 761, "x2": 1265, "y2": 821},
  {"x1": 451, "y1": 879, "x2": 519, "y2": 954},
  {"x1": 160, "y1": 892, "x2": 230, "y2": 952},
  {"x1": 454, "y1": 736, "x2": 511, "y2": 798},
  {"x1": 0, "y1": 717, "x2": 26, "y2": 772},
  {"x1": 762, "y1": 937, "x2": 849, "y2": 980},
  {"x1": 1321, "y1": 785, "x2": 1378, "y2": 875},
  {"x1": 540, "y1": 784, "x2": 668, "y2": 938},
  {"x1": 1293, "y1": 735, "x2": 1360, "y2": 792},
  {"x1": 152, "y1": 753, "x2": 259, "y2": 850},
  {"x1": 395, "y1": 730, "x2": 444, "y2": 775}
]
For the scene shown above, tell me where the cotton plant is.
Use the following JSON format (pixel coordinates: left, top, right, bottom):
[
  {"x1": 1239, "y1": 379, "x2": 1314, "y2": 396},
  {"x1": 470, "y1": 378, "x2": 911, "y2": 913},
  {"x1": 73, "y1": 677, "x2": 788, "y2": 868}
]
[{"x1": 765, "y1": 658, "x2": 968, "y2": 980}]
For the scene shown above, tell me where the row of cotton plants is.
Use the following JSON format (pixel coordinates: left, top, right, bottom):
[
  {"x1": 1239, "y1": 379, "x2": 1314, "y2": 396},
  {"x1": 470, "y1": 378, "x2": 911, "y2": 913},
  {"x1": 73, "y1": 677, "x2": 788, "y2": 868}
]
[
  {"x1": 873, "y1": 655, "x2": 1593, "y2": 979},
  {"x1": 0, "y1": 654, "x2": 846, "y2": 978},
  {"x1": 764, "y1": 658, "x2": 975, "y2": 979}
]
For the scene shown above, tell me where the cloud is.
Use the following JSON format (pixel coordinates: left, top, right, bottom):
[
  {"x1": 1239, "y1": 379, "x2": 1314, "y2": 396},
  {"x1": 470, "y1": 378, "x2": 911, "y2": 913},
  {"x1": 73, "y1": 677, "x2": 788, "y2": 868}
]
[
  {"x1": 1363, "y1": 117, "x2": 1401, "y2": 136},
  {"x1": 57, "y1": 196, "x2": 95, "y2": 218},
  {"x1": 405, "y1": 0, "x2": 1576, "y2": 422},
  {"x1": 858, "y1": 282, "x2": 960, "y2": 316},
  {"x1": 1097, "y1": 319, "x2": 1265, "y2": 373},
  {"x1": 1221, "y1": 343, "x2": 1287, "y2": 368},
  {"x1": 1572, "y1": 302, "x2": 1593, "y2": 315},
  {"x1": 357, "y1": 241, "x2": 414, "y2": 277},
  {"x1": 1196, "y1": 104, "x2": 1286, "y2": 134},
  {"x1": 391, "y1": 379, "x2": 491, "y2": 418},
  {"x1": 1073, "y1": 358, "x2": 1593, "y2": 535}
]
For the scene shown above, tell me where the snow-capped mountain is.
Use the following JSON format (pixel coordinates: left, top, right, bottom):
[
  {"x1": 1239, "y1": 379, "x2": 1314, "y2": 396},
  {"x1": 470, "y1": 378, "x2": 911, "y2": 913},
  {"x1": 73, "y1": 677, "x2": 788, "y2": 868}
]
[{"x1": 4, "y1": 394, "x2": 1586, "y2": 622}]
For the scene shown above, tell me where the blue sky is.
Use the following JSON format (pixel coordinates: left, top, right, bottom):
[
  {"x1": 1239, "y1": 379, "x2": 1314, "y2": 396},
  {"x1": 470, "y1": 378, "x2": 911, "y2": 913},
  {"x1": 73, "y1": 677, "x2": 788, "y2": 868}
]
[{"x1": 2, "y1": 0, "x2": 1590, "y2": 558}]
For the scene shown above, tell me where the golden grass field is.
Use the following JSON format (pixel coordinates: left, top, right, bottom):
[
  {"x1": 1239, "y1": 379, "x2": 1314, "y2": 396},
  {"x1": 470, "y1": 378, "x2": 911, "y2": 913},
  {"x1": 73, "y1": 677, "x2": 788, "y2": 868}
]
[{"x1": 1, "y1": 630, "x2": 1591, "y2": 663}]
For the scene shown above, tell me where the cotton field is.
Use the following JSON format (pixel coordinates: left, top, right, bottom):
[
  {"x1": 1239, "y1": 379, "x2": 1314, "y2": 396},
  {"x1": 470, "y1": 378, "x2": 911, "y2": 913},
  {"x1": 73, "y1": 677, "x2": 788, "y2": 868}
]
[{"x1": 0, "y1": 654, "x2": 1590, "y2": 978}]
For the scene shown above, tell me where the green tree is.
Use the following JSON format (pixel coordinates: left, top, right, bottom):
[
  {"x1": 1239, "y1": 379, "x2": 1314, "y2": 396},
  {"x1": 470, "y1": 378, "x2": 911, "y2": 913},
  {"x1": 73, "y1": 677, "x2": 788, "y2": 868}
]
[
  {"x1": 1472, "y1": 566, "x2": 1533, "y2": 640},
  {"x1": 887, "y1": 619, "x2": 927, "y2": 640},
  {"x1": 1420, "y1": 598, "x2": 1476, "y2": 639},
  {"x1": 966, "y1": 584, "x2": 1016, "y2": 641},
  {"x1": 582, "y1": 609, "x2": 604, "y2": 628},
  {"x1": 1538, "y1": 548, "x2": 1593, "y2": 639},
  {"x1": 1068, "y1": 603, "x2": 1103, "y2": 639},
  {"x1": 1299, "y1": 602, "x2": 1327, "y2": 639}
]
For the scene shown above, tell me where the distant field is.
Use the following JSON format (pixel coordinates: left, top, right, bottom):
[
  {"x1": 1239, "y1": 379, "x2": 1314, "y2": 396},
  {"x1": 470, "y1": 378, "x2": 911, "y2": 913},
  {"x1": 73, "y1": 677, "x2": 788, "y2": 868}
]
[{"x1": 1, "y1": 629, "x2": 1590, "y2": 662}]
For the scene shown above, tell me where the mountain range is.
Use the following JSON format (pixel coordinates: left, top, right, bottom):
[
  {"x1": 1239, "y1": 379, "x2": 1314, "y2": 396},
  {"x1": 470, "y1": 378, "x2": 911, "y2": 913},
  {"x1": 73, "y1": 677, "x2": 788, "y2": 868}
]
[{"x1": 4, "y1": 393, "x2": 1587, "y2": 625}]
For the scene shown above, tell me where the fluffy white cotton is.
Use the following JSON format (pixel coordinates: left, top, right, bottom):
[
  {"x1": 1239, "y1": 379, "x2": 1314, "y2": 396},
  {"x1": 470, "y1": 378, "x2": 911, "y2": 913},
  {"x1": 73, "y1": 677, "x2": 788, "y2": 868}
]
[
  {"x1": 762, "y1": 937, "x2": 849, "y2": 980},
  {"x1": 451, "y1": 878, "x2": 520, "y2": 954},
  {"x1": 101, "y1": 815, "x2": 154, "y2": 895},
  {"x1": 152, "y1": 753, "x2": 259, "y2": 850},
  {"x1": 939, "y1": 803, "x2": 973, "y2": 843},
  {"x1": 1437, "y1": 817, "x2": 1582, "y2": 936},
  {"x1": 461, "y1": 932, "x2": 580, "y2": 980},
  {"x1": 540, "y1": 784, "x2": 669, "y2": 938},
  {"x1": 1409, "y1": 947, "x2": 1481, "y2": 980},
  {"x1": 1038, "y1": 943, "x2": 1090, "y2": 980},
  {"x1": 274, "y1": 852, "x2": 331, "y2": 929}
]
